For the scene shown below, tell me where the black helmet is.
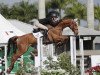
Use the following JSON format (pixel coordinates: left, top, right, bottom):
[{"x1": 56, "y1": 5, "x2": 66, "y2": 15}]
[
  {"x1": 47, "y1": 11, "x2": 60, "y2": 25},
  {"x1": 48, "y1": 11, "x2": 59, "y2": 18}
]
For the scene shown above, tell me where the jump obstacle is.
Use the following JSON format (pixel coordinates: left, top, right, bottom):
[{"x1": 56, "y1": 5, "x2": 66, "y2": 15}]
[
  {"x1": 0, "y1": 35, "x2": 80, "y2": 75},
  {"x1": 0, "y1": 45, "x2": 8, "y2": 75},
  {"x1": 34, "y1": 32, "x2": 54, "y2": 75}
]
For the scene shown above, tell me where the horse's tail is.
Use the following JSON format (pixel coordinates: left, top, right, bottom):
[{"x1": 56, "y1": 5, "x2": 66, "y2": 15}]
[{"x1": 7, "y1": 36, "x2": 18, "y2": 56}]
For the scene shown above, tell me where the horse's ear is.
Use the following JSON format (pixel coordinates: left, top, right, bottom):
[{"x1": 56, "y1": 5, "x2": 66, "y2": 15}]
[
  {"x1": 74, "y1": 18, "x2": 78, "y2": 25},
  {"x1": 74, "y1": 18, "x2": 78, "y2": 22}
]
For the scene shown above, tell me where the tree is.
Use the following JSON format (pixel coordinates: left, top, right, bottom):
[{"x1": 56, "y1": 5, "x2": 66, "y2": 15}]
[
  {"x1": 10, "y1": 1, "x2": 38, "y2": 22},
  {"x1": 46, "y1": 0, "x2": 76, "y2": 18},
  {"x1": 0, "y1": 1, "x2": 38, "y2": 23},
  {"x1": 58, "y1": 52, "x2": 80, "y2": 75},
  {"x1": 94, "y1": 5, "x2": 100, "y2": 30},
  {"x1": 46, "y1": 0, "x2": 76, "y2": 9},
  {"x1": 65, "y1": 2, "x2": 87, "y2": 20},
  {"x1": 42, "y1": 52, "x2": 80, "y2": 75},
  {"x1": 94, "y1": 5, "x2": 100, "y2": 20},
  {"x1": 0, "y1": 3, "x2": 10, "y2": 18}
]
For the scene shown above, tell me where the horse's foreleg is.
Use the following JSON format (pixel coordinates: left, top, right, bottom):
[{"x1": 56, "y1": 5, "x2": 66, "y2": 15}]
[
  {"x1": 48, "y1": 31, "x2": 69, "y2": 44},
  {"x1": 55, "y1": 36, "x2": 69, "y2": 46},
  {"x1": 7, "y1": 45, "x2": 28, "y2": 74},
  {"x1": 57, "y1": 35, "x2": 69, "y2": 42},
  {"x1": 61, "y1": 36, "x2": 69, "y2": 42}
]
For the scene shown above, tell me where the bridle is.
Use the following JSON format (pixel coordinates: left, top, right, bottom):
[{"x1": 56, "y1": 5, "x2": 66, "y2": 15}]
[{"x1": 69, "y1": 19, "x2": 78, "y2": 34}]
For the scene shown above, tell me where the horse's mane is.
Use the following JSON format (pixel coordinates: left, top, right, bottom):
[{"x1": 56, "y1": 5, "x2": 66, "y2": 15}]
[
  {"x1": 58, "y1": 18, "x2": 73, "y2": 26},
  {"x1": 62, "y1": 16, "x2": 73, "y2": 20}
]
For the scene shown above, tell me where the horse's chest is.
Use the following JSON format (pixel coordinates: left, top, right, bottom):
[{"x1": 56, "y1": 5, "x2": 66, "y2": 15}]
[{"x1": 53, "y1": 30, "x2": 61, "y2": 35}]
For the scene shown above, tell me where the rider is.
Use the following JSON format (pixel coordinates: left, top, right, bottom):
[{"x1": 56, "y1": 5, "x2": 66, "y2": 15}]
[
  {"x1": 33, "y1": 10, "x2": 60, "y2": 33},
  {"x1": 33, "y1": 11, "x2": 60, "y2": 42}
]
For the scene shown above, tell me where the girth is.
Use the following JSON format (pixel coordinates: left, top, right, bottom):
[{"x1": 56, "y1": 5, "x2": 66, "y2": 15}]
[{"x1": 33, "y1": 28, "x2": 45, "y2": 33}]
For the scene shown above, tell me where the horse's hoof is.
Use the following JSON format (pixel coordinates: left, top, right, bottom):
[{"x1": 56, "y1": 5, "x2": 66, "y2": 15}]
[
  {"x1": 57, "y1": 42, "x2": 63, "y2": 46},
  {"x1": 7, "y1": 68, "x2": 11, "y2": 74}
]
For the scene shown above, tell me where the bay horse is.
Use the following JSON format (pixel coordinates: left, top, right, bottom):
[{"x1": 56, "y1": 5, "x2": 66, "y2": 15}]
[{"x1": 7, "y1": 19, "x2": 78, "y2": 73}]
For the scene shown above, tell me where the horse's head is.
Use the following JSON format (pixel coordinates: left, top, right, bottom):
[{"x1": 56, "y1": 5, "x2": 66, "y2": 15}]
[
  {"x1": 54, "y1": 18, "x2": 78, "y2": 36},
  {"x1": 69, "y1": 19, "x2": 78, "y2": 35}
]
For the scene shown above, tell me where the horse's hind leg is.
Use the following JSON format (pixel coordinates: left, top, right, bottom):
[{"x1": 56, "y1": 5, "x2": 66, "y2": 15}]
[{"x1": 7, "y1": 45, "x2": 28, "y2": 74}]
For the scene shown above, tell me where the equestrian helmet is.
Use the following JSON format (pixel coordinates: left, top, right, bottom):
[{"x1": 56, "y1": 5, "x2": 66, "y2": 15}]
[
  {"x1": 48, "y1": 11, "x2": 59, "y2": 18},
  {"x1": 48, "y1": 11, "x2": 60, "y2": 24}
]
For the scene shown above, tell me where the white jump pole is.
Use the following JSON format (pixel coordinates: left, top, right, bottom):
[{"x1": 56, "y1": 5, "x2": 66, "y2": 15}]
[
  {"x1": 79, "y1": 37, "x2": 84, "y2": 75},
  {"x1": 39, "y1": 37, "x2": 43, "y2": 67},
  {"x1": 70, "y1": 36, "x2": 76, "y2": 66},
  {"x1": 4, "y1": 45, "x2": 8, "y2": 75},
  {"x1": 35, "y1": 36, "x2": 43, "y2": 75},
  {"x1": 47, "y1": 44, "x2": 54, "y2": 57},
  {"x1": 73, "y1": 36, "x2": 76, "y2": 67},
  {"x1": 70, "y1": 36, "x2": 74, "y2": 65}
]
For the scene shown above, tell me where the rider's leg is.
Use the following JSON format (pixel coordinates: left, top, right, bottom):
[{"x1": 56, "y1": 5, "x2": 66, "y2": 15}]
[
  {"x1": 43, "y1": 29, "x2": 49, "y2": 44},
  {"x1": 33, "y1": 19, "x2": 49, "y2": 43}
]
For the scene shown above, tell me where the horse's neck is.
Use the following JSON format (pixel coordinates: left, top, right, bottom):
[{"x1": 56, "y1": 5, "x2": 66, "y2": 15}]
[
  {"x1": 55, "y1": 19, "x2": 71, "y2": 30},
  {"x1": 49, "y1": 19, "x2": 73, "y2": 35}
]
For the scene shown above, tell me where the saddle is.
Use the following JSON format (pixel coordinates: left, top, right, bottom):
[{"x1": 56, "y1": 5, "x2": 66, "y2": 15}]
[
  {"x1": 33, "y1": 28, "x2": 40, "y2": 33},
  {"x1": 33, "y1": 28, "x2": 49, "y2": 44}
]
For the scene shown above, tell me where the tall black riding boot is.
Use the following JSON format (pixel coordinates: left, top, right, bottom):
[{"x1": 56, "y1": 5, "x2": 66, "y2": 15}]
[{"x1": 43, "y1": 29, "x2": 48, "y2": 44}]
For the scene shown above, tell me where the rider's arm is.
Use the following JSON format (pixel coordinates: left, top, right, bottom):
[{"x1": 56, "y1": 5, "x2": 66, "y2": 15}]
[{"x1": 33, "y1": 19, "x2": 48, "y2": 30}]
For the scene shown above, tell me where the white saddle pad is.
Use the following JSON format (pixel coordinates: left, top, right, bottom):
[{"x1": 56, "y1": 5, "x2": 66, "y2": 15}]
[{"x1": 32, "y1": 32, "x2": 43, "y2": 38}]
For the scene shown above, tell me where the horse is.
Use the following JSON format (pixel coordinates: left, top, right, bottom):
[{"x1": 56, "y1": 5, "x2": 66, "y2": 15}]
[{"x1": 6, "y1": 19, "x2": 78, "y2": 73}]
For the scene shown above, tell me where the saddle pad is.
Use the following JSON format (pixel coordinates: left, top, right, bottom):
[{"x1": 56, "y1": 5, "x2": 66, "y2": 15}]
[{"x1": 32, "y1": 32, "x2": 43, "y2": 38}]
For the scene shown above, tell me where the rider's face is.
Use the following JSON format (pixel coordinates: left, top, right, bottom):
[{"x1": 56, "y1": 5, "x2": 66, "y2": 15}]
[{"x1": 51, "y1": 16, "x2": 60, "y2": 24}]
